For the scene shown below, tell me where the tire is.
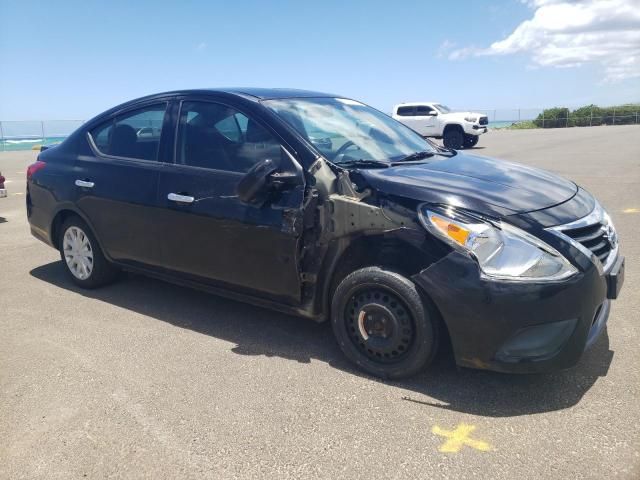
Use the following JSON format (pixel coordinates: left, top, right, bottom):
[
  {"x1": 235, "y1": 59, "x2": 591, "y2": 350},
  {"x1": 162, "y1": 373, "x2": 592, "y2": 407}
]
[
  {"x1": 443, "y1": 127, "x2": 464, "y2": 149},
  {"x1": 463, "y1": 134, "x2": 479, "y2": 148},
  {"x1": 58, "y1": 216, "x2": 119, "y2": 289},
  {"x1": 331, "y1": 267, "x2": 438, "y2": 380}
]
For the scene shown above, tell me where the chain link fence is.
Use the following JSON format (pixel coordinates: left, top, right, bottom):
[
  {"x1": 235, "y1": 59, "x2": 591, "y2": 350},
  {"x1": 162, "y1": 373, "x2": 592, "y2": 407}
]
[
  {"x1": 1, "y1": 105, "x2": 639, "y2": 151},
  {"x1": 455, "y1": 105, "x2": 640, "y2": 128}
]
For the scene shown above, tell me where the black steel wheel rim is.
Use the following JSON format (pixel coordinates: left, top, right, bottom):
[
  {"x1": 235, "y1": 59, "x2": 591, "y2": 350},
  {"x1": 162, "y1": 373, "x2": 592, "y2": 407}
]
[{"x1": 345, "y1": 288, "x2": 415, "y2": 364}]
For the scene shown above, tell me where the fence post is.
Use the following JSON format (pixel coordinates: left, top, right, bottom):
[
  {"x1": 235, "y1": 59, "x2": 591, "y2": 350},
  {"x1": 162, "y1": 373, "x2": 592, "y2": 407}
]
[
  {"x1": 41, "y1": 121, "x2": 46, "y2": 144},
  {"x1": 0, "y1": 121, "x2": 4, "y2": 152},
  {"x1": 612, "y1": 108, "x2": 616, "y2": 125},
  {"x1": 589, "y1": 107, "x2": 593, "y2": 127}
]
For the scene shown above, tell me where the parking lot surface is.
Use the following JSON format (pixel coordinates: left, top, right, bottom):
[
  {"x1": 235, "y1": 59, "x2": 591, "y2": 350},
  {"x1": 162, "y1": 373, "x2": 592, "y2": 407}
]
[{"x1": 1, "y1": 125, "x2": 639, "y2": 479}]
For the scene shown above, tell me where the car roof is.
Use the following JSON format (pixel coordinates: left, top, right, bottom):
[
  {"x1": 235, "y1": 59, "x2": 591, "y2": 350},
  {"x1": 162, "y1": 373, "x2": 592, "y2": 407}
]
[
  {"x1": 85, "y1": 88, "x2": 343, "y2": 126},
  {"x1": 131, "y1": 88, "x2": 339, "y2": 103},
  {"x1": 394, "y1": 102, "x2": 438, "y2": 107}
]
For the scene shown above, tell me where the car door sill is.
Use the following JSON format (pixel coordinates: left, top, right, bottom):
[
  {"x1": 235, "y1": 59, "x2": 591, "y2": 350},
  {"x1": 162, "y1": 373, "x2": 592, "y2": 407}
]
[{"x1": 118, "y1": 263, "x2": 324, "y2": 322}]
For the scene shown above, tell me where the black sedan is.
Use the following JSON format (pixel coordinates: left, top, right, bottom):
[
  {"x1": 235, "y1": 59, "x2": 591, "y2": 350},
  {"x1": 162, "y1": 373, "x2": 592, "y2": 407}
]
[{"x1": 26, "y1": 88, "x2": 624, "y2": 379}]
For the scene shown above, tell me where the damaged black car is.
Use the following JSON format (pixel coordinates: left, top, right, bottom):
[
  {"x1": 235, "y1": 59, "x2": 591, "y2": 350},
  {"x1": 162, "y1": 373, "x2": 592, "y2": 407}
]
[{"x1": 27, "y1": 89, "x2": 624, "y2": 379}]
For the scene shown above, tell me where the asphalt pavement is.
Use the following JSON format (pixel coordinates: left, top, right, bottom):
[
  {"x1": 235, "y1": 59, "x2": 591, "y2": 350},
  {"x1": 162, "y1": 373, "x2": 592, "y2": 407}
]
[{"x1": 1, "y1": 125, "x2": 639, "y2": 479}]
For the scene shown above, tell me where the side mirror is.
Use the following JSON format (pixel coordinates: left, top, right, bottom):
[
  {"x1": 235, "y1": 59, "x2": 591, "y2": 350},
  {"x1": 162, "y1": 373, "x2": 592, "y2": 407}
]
[
  {"x1": 236, "y1": 158, "x2": 278, "y2": 205},
  {"x1": 427, "y1": 111, "x2": 438, "y2": 116},
  {"x1": 236, "y1": 158, "x2": 299, "y2": 205}
]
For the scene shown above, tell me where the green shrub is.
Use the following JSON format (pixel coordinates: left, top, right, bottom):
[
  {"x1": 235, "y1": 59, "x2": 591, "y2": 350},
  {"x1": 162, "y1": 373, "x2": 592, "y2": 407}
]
[{"x1": 532, "y1": 104, "x2": 639, "y2": 128}]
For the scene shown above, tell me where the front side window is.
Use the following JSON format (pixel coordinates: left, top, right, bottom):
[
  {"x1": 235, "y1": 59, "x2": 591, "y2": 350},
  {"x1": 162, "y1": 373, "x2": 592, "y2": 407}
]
[
  {"x1": 416, "y1": 105, "x2": 435, "y2": 116},
  {"x1": 265, "y1": 97, "x2": 436, "y2": 165},
  {"x1": 89, "y1": 104, "x2": 166, "y2": 161},
  {"x1": 176, "y1": 101, "x2": 282, "y2": 173}
]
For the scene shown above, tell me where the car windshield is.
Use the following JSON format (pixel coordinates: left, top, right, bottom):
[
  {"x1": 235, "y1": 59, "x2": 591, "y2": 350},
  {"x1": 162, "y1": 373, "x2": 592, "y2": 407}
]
[
  {"x1": 434, "y1": 104, "x2": 451, "y2": 113},
  {"x1": 263, "y1": 97, "x2": 437, "y2": 165}
]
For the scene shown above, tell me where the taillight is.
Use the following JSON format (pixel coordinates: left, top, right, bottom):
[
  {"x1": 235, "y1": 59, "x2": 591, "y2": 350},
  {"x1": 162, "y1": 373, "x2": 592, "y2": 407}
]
[{"x1": 27, "y1": 161, "x2": 46, "y2": 180}]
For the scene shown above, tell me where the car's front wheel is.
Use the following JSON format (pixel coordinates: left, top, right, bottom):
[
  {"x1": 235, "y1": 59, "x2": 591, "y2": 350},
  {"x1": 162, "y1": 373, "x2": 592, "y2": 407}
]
[
  {"x1": 59, "y1": 216, "x2": 119, "y2": 288},
  {"x1": 331, "y1": 267, "x2": 438, "y2": 379},
  {"x1": 443, "y1": 127, "x2": 464, "y2": 149},
  {"x1": 463, "y1": 134, "x2": 479, "y2": 148}
]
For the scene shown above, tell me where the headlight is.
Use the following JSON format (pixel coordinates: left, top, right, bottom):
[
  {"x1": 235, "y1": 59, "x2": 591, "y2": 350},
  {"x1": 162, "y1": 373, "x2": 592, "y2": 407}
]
[
  {"x1": 464, "y1": 116, "x2": 478, "y2": 123},
  {"x1": 419, "y1": 207, "x2": 578, "y2": 282}
]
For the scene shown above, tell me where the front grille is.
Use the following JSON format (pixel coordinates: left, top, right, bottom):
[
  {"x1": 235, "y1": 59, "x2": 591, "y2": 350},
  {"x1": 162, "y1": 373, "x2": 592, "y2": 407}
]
[
  {"x1": 561, "y1": 222, "x2": 612, "y2": 264},
  {"x1": 479, "y1": 116, "x2": 488, "y2": 125}
]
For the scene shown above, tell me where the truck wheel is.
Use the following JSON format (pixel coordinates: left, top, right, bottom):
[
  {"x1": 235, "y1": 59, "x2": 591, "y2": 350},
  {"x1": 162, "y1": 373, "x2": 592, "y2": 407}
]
[
  {"x1": 58, "y1": 216, "x2": 119, "y2": 289},
  {"x1": 463, "y1": 134, "x2": 479, "y2": 148},
  {"x1": 443, "y1": 127, "x2": 464, "y2": 149},
  {"x1": 331, "y1": 267, "x2": 438, "y2": 380}
]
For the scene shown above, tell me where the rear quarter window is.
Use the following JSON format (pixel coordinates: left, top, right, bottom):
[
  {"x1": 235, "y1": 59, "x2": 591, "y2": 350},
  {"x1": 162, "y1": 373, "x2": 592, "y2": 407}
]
[{"x1": 396, "y1": 106, "x2": 415, "y2": 117}]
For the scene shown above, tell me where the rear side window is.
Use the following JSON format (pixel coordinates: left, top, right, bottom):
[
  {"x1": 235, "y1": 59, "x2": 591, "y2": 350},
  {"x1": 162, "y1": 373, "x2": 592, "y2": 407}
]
[
  {"x1": 415, "y1": 105, "x2": 434, "y2": 116},
  {"x1": 176, "y1": 101, "x2": 282, "y2": 173},
  {"x1": 396, "y1": 106, "x2": 415, "y2": 116},
  {"x1": 89, "y1": 104, "x2": 167, "y2": 161}
]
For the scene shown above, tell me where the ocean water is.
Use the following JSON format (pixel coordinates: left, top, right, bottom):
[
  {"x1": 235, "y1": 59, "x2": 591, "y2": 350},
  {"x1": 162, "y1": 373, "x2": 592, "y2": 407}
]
[{"x1": 0, "y1": 136, "x2": 67, "y2": 152}]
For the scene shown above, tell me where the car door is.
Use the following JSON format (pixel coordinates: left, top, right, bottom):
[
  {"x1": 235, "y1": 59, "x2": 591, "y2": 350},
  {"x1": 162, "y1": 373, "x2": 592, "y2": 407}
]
[
  {"x1": 155, "y1": 98, "x2": 305, "y2": 305},
  {"x1": 395, "y1": 106, "x2": 423, "y2": 133},
  {"x1": 75, "y1": 102, "x2": 171, "y2": 268},
  {"x1": 414, "y1": 105, "x2": 438, "y2": 136}
]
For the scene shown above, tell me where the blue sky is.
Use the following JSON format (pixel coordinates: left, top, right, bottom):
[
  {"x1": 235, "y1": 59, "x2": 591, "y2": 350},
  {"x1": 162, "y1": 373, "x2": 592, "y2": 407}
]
[{"x1": 1, "y1": 0, "x2": 638, "y2": 120}]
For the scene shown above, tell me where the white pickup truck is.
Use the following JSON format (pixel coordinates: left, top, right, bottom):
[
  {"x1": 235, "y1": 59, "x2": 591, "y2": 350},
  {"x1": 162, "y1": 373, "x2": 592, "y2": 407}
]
[{"x1": 392, "y1": 102, "x2": 488, "y2": 149}]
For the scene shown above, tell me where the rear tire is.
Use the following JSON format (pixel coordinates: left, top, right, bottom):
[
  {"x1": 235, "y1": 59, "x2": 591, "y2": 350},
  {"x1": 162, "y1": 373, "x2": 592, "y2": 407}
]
[
  {"x1": 331, "y1": 267, "x2": 438, "y2": 380},
  {"x1": 58, "y1": 216, "x2": 119, "y2": 289},
  {"x1": 443, "y1": 127, "x2": 464, "y2": 149},
  {"x1": 463, "y1": 134, "x2": 479, "y2": 148}
]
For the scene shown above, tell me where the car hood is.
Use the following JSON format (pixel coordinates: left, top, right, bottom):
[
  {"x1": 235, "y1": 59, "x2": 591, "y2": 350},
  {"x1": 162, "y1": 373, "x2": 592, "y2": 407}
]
[
  {"x1": 441, "y1": 111, "x2": 485, "y2": 120},
  {"x1": 357, "y1": 153, "x2": 578, "y2": 218}
]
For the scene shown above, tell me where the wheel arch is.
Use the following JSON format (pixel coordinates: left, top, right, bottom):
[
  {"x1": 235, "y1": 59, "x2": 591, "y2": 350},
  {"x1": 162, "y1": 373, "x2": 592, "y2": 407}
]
[
  {"x1": 50, "y1": 206, "x2": 109, "y2": 259},
  {"x1": 443, "y1": 123, "x2": 464, "y2": 134}
]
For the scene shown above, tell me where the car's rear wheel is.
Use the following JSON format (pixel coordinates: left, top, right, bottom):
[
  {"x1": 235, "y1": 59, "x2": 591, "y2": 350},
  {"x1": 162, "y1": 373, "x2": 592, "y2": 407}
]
[
  {"x1": 463, "y1": 134, "x2": 479, "y2": 148},
  {"x1": 331, "y1": 267, "x2": 438, "y2": 379},
  {"x1": 59, "y1": 216, "x2": 119, "y2": 288},
  {"x1": 443, "y1": 127, "x2": 464, "y2": 149}
]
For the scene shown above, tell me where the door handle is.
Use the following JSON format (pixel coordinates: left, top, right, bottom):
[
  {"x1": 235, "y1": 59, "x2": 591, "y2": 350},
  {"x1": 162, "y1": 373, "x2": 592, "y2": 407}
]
[
  {"x1": 168, "y1": 193, "x2": 195, "y2": 204},
  {"x1": 75, "y1": 179, "x2": 95, "y2": 188}
]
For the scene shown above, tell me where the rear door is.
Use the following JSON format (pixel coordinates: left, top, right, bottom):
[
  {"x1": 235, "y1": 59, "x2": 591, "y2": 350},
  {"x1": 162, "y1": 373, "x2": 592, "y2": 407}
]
[
  {"x1": 155, "y1": 98, "x2": 305, "y2": 305},
  {"x1": 395, "y1": 106, "x2": 423, "y2": 133},
  {"x1": 75, "y1": 102, "x2": 171, "y2": 268}
]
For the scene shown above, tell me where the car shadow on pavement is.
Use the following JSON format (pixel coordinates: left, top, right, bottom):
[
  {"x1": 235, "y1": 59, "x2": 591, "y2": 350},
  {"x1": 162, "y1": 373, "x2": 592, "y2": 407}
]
[
  {"x1": 31, "y1": 261, "x2": 614, "y2": 418},
  {"x1": 0, "y1": 217, "x2": 7, "y2": 224}
]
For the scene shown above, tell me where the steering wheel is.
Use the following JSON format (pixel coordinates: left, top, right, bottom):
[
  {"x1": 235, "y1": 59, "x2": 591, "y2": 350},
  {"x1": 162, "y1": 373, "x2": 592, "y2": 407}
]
[{"x1": 333, "y1": 140, "x2": 357, "y2": 160}]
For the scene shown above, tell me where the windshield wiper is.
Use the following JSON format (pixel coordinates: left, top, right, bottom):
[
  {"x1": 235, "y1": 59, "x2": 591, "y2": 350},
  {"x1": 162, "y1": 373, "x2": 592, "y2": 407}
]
[
  {"x1": 393, "y1": 150, "x2": 436, "y2": 163},
  {"x1": 337, "y1": 159, "x2": 390, "y2": 169}
]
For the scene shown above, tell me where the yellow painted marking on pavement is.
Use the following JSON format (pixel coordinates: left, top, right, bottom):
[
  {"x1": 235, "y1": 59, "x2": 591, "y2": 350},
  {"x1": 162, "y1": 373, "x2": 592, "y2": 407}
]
[
  {"x1": 432, "y1": 423, "x2": 492, "y2": 453},
  {"x1": 12, "y1": 192, "x2": 24, "y2": 196},
  {"x1": 623, "y1": 208, "x2": 639, "y2": 213},
  {"x1": 16, "y1": 172, "x2": 24, "y2": 174}
]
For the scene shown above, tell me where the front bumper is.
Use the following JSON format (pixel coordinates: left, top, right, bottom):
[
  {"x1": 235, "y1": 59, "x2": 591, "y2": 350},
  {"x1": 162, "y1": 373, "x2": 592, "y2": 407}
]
[
  {"x1": 412, "y1": 250, "x2": 622, "y2": 374},
  {"x1": 463, "y1": 124, "x2": 488, "y2": 135}
]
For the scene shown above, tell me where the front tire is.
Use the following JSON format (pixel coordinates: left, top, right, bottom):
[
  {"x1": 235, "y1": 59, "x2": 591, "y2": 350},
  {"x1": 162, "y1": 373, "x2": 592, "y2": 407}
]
[
  {"x1": 463, "y1": 134, "x2": 479, "y2": 148},
  {"x1": 59, "y1": 216, "x2": 119, "y2": 289},
  {"x1": 443, "y1": 127, "x2": 464, "y2": 149},
  {"x1": 331, "y1": 267, "x2": 438, "y2": 380}
]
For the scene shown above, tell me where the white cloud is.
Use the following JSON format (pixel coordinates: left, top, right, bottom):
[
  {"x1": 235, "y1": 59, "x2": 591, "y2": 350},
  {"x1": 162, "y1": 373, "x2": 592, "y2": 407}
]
[{"x1": 449, "y1": 0, "x2": 640, "y2": 82}]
